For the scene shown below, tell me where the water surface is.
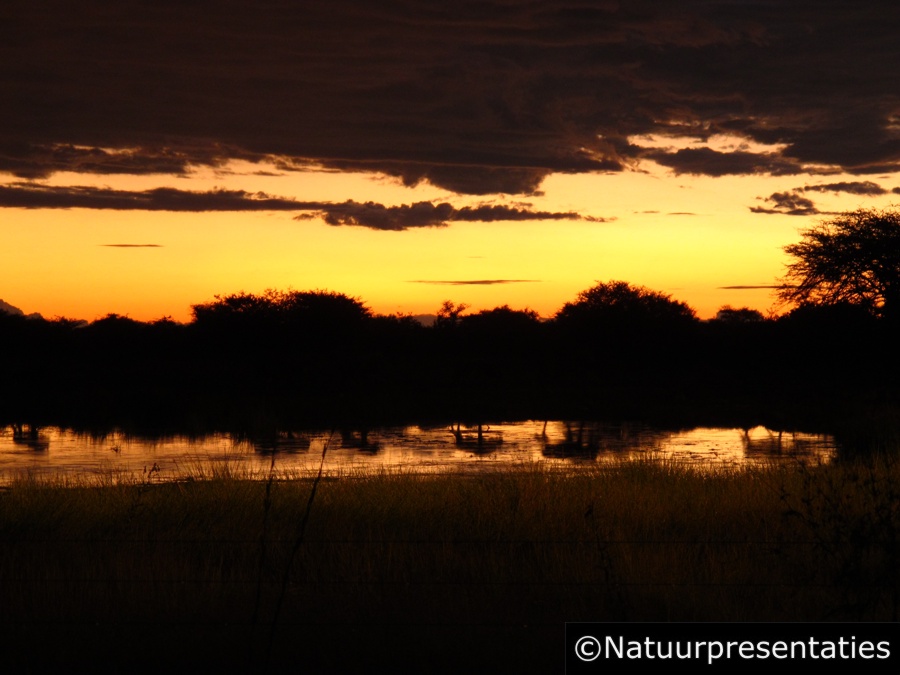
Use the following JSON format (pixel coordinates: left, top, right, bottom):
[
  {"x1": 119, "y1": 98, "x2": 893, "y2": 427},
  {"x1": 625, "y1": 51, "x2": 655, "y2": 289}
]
[{"x1": 0, "y1": 421, "x2": 837, "y2": 484}]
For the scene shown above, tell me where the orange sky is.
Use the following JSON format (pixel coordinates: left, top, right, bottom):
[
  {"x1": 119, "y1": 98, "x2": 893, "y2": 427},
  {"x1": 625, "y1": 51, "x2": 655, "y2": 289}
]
[
  {"x1": 2, "y1": 2, "x2": 899, "y2": 322},
  {"x1": 3, "y1": 154, "x2": 896, "y2": 322}
]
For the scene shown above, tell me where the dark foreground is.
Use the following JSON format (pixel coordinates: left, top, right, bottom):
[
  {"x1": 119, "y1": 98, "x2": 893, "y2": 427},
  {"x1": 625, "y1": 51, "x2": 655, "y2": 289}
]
[{"x1": 2, "y1": 458, "x2": 898, "y2": 673}]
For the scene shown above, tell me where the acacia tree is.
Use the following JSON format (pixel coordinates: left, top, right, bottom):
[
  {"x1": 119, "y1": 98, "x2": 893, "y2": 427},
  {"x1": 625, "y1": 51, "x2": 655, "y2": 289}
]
[
  {"x1": 554, "y1": 280, "x2": 697, "y2": 328},
  {"x1": 191, "y1": 289, "x2": 371, "y2": 329},
  {"x1": 778, "y1": 209, "x2": 900, "y2": 320}
]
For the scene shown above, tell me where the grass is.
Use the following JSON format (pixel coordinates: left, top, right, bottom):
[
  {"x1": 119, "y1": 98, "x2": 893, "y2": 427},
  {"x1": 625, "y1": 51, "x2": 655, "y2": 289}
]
[{"x1": 1, "y1": 457, "x2": 898, "y2": 673}]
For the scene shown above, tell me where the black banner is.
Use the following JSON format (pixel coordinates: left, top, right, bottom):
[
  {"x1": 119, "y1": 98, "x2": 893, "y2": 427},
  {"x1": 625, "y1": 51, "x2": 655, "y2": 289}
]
[{"x1": 565, "y1": 623, "x2": 900, "y2": 674}]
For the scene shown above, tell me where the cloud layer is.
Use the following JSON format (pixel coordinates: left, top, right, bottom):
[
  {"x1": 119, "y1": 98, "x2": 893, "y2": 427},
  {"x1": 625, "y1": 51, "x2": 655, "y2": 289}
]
[
  {"x1": 750, "y1": 179, "x2": 899, "y2": 216},
  {"x1": 296, "y1": 200, "x2": 582, "y2": 230},
  {"x1": 0, "y1": 183, "x2": 581, "y2": 230},
  {"x1": 409, "y1": 279, "x2": 540, "y2": 286},
  {"x1": 2, "y1": 1, "x2": 899, "y2": 194},
  {"x1": 751, "y1": 192, "x2": 822, "y2": 216}
]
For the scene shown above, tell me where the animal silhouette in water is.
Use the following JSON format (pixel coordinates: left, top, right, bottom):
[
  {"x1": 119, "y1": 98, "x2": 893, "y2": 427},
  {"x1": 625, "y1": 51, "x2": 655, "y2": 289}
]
[
  {"x1": 339, "y1": 428, "x2": 379, "y2": 453},
  {"x1": 450, "y1": 422, "x2": 503, "y2": 453},
  {"x1": 9, "y1": 423, "x2": 50, "y2": 452},
  {"x1": 540, "y1": 421, "x2": 601, "y2": 459}
]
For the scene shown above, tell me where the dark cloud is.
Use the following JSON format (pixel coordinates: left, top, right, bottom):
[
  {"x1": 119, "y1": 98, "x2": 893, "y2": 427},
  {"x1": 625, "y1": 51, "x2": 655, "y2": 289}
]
[
  {"x1": 297, "y1": 201, "x2": 453, "y2": 230},
  {"x1": 718, "y1": 285, "x2": 781, "y2": 290},
  {"x1": 752, "y1": 180, "x2": 895, "y2": 217},
  {"x1": 0, "y1": 184, "x2": 308, "y2": 211},
  {"x1": 750, "y1": 191, "x2": 821, "y2": 216},
  {"x1": 801, "y1": 181, "x2": 888, "y2": 196},
  {"x1": 409, "y1": 279, "x2": 540, "y2": 285},
  {"x1": 0, "y1": 143, "x2": 236, "y2": 180},
  {"x1": 296, "y1": 200, "x2": 583, "y2": 230},
  {"x1": 644, "y1": 148, "x2": 802, "y2": 177},
  {"x1": 320, "y1": 161, "x2": 558, "y2": 197},
  {"x1": 0, "y1": 183, "x2": 584, "y2": 230},
  {"x1": 2, "y1": 1, "x2": 900, "y2": 193}
]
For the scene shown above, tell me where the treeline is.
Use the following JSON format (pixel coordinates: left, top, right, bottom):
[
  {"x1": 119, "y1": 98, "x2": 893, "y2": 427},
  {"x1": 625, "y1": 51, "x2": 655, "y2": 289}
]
[{"x1": 2, "y1": 283, "x2": 899, "y2": 434}]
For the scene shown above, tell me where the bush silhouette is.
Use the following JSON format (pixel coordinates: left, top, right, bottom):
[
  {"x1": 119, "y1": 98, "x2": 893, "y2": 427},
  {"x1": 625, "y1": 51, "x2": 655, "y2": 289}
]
[
  {"x1": 554, "y1": 280, "x2": 697, "y2": 331},
  {"x1": 191, "y1": 289, "x2": 371, "y2": 333}
]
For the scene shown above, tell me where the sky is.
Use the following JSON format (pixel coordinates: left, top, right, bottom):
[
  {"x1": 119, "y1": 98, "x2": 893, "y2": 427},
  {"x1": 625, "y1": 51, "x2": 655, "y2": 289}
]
[{"x1": 2, "y1": 0, "x2": 900, "y2": 322}]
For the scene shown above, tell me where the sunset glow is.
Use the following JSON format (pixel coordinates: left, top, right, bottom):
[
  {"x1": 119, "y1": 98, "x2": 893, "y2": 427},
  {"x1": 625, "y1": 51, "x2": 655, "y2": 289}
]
[{"x1": 3, "y1": 2, "x2": 900, "y2": 322}]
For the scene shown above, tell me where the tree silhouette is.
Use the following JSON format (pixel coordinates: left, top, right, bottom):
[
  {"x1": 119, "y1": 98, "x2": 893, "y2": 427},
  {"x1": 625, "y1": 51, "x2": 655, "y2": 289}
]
[
  {"x1": 458, "y1": 305, "x2": 541, "y2": 334},
  {"x1": 457, "y1": 305, "x2": 545, "y2": 373},
  {"x1": 778, "y1": 209, "x2": 900, "y2": 320},
  {"x1": 433, "y1": 300, "x2": 469, "y2": 330},
  {"x1": 191, "y1": 289, "x2": 371, "y2": 332},
  {"x1": 713, "y1": 306, "x2": 766, "y2": 323},
  {"x1": 554, "y1": 280, "x2": 697, "y2": 328}
]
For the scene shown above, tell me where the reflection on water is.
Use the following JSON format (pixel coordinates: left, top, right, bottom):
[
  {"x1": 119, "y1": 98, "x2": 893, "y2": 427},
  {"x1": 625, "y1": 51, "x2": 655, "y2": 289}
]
[
  {"x1": 8, "y1": 424, "x2": 51, "y2": 453},
  {"x1": 0, "y1": 421, "x2": 837, "y2": 484}
]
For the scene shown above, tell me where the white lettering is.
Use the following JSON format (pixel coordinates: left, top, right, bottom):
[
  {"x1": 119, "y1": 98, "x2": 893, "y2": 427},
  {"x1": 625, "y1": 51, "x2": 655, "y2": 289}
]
[
  {"x1": 675, "y1": 641, "x2": 693, "y2": 659},
  {"x1": 605, "y1": 636, "x2": 623, "y2": 659},
  {"x1": 707, "y1": 641, "x2": 724, "y2": 664}
]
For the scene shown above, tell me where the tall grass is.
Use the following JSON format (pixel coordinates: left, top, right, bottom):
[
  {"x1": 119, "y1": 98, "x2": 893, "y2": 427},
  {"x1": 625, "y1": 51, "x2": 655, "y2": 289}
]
[{"x1": 1, "y1": 457, "x2": 897, "y2": 672}]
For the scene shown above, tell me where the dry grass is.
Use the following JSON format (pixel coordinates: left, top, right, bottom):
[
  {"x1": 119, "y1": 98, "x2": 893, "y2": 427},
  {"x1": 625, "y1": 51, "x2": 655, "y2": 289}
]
[{"x1": 1, "y1": 457, "x2": 897, "y2": 672}]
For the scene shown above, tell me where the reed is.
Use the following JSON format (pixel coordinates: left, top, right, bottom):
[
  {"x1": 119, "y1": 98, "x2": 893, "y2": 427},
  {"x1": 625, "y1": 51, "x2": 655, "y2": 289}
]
[{"x1": 1, "y1": 457, "x2": 897, "y2": 672}]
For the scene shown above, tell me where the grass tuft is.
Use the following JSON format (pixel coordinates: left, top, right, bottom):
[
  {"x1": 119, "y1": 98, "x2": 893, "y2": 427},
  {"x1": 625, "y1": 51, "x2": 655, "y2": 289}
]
[{"x1": 1, "y1": 457, "x2": 897, "y2": 672}]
